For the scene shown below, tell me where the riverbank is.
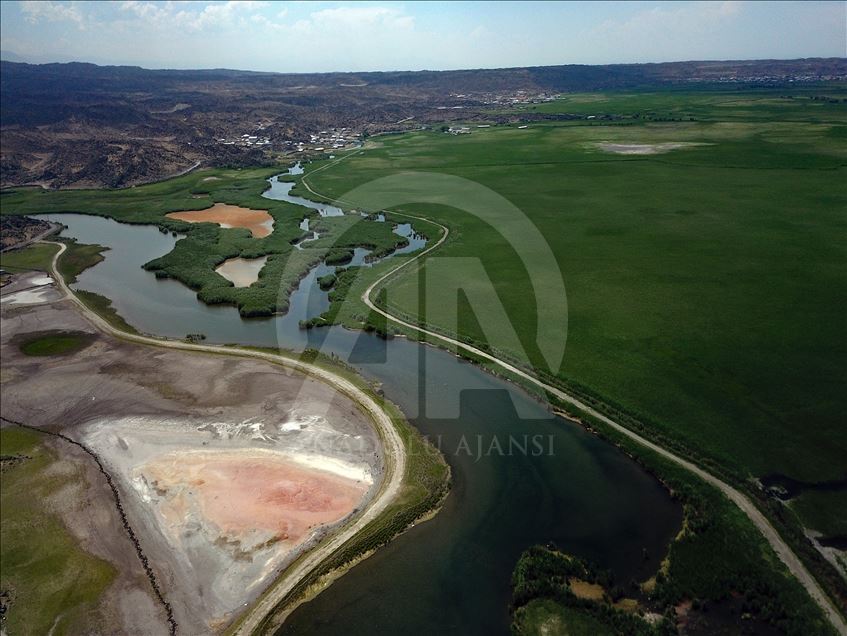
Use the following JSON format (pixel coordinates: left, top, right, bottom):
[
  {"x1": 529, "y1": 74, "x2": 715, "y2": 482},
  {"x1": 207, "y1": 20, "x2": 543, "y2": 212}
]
[
  {"x1": 0, "y1": 165, "x2": 411, "y2": 317},
  {"x1": 14, "y1": 149, "x2": 840, "y2": 632},
  {"x1": 3, "y1": 240, "x2": 449, "y2": 634},
  {"x1": 16, "y1": 218, "x2": 678, "y2": 636},
  {"x1": 294, "y1": 149, "x2": 847, "y2": 635},
  {"x1": 6, "y1": 134, "x2": 840, "y2": 632}
]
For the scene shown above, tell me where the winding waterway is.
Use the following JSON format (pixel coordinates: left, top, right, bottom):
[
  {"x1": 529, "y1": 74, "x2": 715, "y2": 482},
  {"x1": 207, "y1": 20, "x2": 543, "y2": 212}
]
[
  {"x1": 36, "y1": 174, "x2": 681, "y2": 635},
  {"x1": 264, "y1": 163, "x2": 344, "y2": 217}
]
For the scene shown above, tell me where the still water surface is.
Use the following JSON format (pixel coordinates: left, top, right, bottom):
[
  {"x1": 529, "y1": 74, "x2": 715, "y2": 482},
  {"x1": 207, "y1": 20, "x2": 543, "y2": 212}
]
[{"x1": 37, "y1": 196, "x2": 680, "y2": 635}]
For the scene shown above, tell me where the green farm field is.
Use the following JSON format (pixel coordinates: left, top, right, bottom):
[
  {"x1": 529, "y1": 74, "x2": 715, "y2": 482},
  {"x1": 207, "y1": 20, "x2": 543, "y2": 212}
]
[
  {"x1": 504, "y1": 87, "x2": 847, "y2": 123},
  {"x1": 298, "y1": 89, "x2": 847, "y2": 537}
]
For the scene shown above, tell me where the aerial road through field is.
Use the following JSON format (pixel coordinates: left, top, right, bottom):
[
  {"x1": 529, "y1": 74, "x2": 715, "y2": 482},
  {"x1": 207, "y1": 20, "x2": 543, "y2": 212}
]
[{"x1": 299, "y1": 156, "x2": 847, "y2": 636}]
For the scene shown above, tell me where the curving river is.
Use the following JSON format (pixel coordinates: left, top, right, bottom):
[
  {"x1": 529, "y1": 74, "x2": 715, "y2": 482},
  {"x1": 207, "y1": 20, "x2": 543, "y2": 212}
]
[{"x1": 35, "y1": 170, "x2": 681, "y2": 635}]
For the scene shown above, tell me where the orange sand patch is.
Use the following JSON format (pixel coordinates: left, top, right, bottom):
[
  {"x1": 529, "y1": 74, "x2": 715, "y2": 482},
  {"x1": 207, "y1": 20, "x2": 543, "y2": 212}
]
[
  {"x1": 166, "y1": 203, "x2": 274, "y2": 238},
  {"x1": 614, "y1": 598, "x2": 640, "y2": 612},
  {"x1": 142, "y1": 451, "x2": 368, "y2": 545},
  {"x1": 568, "y1": 578, "x2": 606, "y2": 601}
]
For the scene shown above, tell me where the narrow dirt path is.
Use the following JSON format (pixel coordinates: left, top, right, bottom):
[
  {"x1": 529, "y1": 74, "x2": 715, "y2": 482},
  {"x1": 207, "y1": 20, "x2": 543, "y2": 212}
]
[
  {"x1": 299, "y1": 157, "x2": 847, "y2": 635},
  {"x1": 1, "y1": 222, "x2": 61, "y2": 253},
  {"x1": 40, "y1": 241, "x2": 407, "y2": 636}
]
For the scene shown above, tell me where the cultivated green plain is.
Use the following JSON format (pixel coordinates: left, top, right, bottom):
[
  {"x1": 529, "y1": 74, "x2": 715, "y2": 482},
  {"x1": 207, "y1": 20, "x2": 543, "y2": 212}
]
[
  {"x1": 294, "y1": 87, "x2": 847, "y2": 629},
  {"x1": 301, "y1": 88, "x2": 847, "y2": 509}
]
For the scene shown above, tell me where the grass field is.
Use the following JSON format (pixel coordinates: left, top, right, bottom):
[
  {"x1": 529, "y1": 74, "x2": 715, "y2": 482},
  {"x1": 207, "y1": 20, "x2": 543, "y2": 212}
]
[
  {"x1": 299, "y1": 89, "x2": 847, "y2": 528},
  {"x1": 0, "y1": 427, "x2": 115, "y2": 635},
  {"x1": 74, "y1": 289, "x2": 139, "y2": 335},
  {"x1": 296, "y1": 89, "x2": 847, "y2": 621},
  {"x1": 790, "y1": 491, "x2": 847, "y2": 539},
  {"x1": 0, "y1": 242, "x2": 60, "y2": 272},
  {"x1": 57, "y1": 241, "x2": 106, "y2": 284},
  {"x1": 505, "y1": 87, "x2": 847, "y2": 123},
  {"x1": 0, "y1": 240, "x2": 103, "y2": 284}
]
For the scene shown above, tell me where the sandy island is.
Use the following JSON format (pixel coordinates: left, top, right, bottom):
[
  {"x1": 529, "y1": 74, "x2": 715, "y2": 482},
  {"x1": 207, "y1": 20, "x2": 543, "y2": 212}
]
[
  {"x1": 215, "y1": 256, "x2": 268, "y2": 287},
  {"x1": 167, "y1": 203, "x2": 274, "y2": 238},
  {"x1": 594, "y1": 142, "x2": 708, "y2": 155}
]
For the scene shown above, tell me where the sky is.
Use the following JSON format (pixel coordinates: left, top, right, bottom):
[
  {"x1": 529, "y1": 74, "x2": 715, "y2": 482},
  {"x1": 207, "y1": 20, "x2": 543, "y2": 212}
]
[{"x1": 1, "y1": 1, "x2": 845, "y2": 73}]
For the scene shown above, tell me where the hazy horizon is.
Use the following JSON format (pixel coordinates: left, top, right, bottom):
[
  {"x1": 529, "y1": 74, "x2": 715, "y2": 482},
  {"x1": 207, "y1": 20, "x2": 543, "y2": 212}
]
[
  {"x1": 1, "y1": 49, "x2": 845, "y2": 75},
  {"x1": 1, "y1": 1, "x2": 844, "y2": 74}
]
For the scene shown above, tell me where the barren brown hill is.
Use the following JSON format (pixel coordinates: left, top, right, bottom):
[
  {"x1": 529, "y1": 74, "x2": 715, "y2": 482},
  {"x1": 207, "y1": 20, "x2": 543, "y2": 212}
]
[{"x1": 1, "y1": 58, "x2": 844, "y2": 188}]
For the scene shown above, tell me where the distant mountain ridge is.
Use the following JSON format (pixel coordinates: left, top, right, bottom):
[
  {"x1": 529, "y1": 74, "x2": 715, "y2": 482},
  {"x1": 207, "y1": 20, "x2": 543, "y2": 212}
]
[{"x1": 3, "y1": 56, "x2": 845, "y2": 91}]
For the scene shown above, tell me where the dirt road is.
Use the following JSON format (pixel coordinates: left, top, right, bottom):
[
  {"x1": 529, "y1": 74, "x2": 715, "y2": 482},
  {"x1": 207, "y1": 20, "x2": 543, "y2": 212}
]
[
  {"x1": 1, "y1": 221, "x2": 61, "y2": 253},
  {"x1": 299, "y1": 161, "x2": 847, "y2": 635},
  {"x1": 42, "y1": 241, "x2": 408, "y2": 636}
]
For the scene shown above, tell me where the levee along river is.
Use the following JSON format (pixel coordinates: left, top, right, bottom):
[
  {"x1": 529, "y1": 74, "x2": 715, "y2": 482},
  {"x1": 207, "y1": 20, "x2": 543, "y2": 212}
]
[{"x1": 37, "y1": 208, "x2": 681, "y2": 636}]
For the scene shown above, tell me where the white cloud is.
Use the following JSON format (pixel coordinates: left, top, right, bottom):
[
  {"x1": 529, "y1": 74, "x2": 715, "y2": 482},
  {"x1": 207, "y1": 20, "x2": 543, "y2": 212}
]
[
  {"x1": 469, "y1": 25, "x2": 493, "y2": 40},
  {"x1": 307, "y1": 6, "x2": 414, "y2": 30},
  {"x1": 120, "y1": 1, "x2": 169, "y2": 21},
  {"x1": 20, "y1": 0, "x2": 85, "y2": 27},
  {"x1": 118, "y1": 1, "x2": 271, "y2": 31},
  {"x1": 250, "y1": 12, "x2": 286, "y2": 31},
  {"x1": 598, "y1": 2, "x2": 737, "y2": 35},
  {"x1": 7, "y1": 1, "x2": 843, "y2": 73},
  {"x1": 594, "y1": 1, "x2": 742, "y2": 36},
  {"x1": 585, "y1": 1, "x2": 749, "y2": 62}
]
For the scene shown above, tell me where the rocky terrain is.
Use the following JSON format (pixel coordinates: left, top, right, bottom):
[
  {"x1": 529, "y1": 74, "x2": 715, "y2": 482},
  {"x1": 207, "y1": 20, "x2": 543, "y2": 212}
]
[
  {"x1": 0, "y1": 215, "x2": 55, "y2": 250},
  {"x1": 2, "y1": 58, "x2": 844, "y2": 189}
]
